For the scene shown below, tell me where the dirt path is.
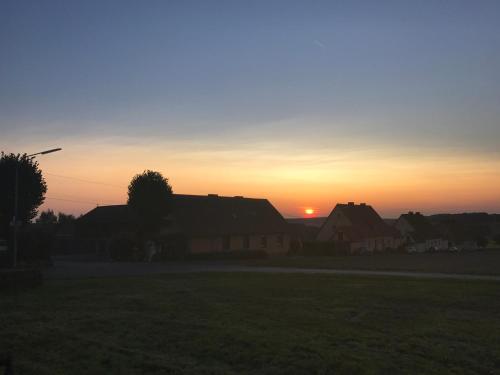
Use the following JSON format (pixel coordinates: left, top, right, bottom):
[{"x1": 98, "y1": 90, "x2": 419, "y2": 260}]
[{"x1": 44, "y1": 260, "x2": 500, "y2": 281}]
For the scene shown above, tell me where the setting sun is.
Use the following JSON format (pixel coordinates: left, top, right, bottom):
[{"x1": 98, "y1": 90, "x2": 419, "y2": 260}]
[{"x1": 305, "y1": 208, "x2": 315, "y2": 215}]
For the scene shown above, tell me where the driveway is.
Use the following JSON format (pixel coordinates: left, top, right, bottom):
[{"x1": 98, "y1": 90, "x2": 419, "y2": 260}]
[{"x1": 44, "y1": 259, "x2": 500, "y2": 281}]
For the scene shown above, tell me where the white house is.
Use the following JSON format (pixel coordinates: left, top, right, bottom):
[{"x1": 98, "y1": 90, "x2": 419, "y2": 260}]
[
  {"x1": 395, "y1": 212, "x2": 448, "y2": 252},
  {"x1": 316, "y1": 202, "x2": 401, "y2": 253}
]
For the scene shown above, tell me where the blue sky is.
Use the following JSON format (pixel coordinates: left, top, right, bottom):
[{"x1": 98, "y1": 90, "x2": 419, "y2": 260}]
[{"x1": 1, "y1": 1, "x2": 500, "y2": 216}]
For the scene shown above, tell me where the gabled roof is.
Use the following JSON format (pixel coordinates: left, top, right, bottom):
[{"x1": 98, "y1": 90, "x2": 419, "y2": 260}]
[
  {"x1": 78, "y1": 194, "x2": 289, "y2": 236},
  {"x1": 78, "y1": 205, "x2": 132, "y2": 224},
  {"x1": 400, "y1": 212, "x2": 442, "y2": 242},
  {"x1": 171, "y1": 194, "x2": 289, "y2": 236},
  {"x1": 322, "y1": 203, "x2": 399, "y2": 241}
]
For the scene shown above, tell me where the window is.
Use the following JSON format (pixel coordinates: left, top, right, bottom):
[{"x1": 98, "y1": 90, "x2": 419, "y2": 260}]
[
  {"x1": 260, "y1": 236, "x2": 267, "y2": 248},
  {"x1": 277, "y1": 234, "x2": 284, "y2": 247}
]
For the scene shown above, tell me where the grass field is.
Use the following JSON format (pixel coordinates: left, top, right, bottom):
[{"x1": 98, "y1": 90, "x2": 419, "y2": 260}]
[
  {"x1": 244, "y1": 249, "x2": 500, "y2": 275},
  {"x1": 1, "y1": 273, "x2": 500, "y2": 374}
]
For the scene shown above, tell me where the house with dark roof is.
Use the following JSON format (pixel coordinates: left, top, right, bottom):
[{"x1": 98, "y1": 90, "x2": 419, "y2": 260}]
[
  {"x1": 77, "y1": 194, "x2": 290, "y2": 256},
  {"x1": 395, "y1": 212, "x2": 448, "y2": 252},
  {"x1": 316, "y1": 202, "x2": 401, "y2": 253}
]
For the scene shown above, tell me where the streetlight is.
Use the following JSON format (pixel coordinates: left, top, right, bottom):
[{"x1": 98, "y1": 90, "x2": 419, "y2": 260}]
[{"x1": 12, "y1": 147, "x2": 62, "y2": 267}]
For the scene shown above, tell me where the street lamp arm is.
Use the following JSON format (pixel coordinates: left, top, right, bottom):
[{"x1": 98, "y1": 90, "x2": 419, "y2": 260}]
[{"x1": 27, "y1": 148, "x2": 62, "y2": 158}]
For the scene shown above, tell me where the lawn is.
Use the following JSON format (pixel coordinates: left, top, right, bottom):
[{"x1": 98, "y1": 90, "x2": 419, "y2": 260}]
[
  {"x1": 244, "y1": 249, "x2": 500, "y2": 275},
  {"x1": 1, "y1": 273, "x2": 500, "y2": 374}
]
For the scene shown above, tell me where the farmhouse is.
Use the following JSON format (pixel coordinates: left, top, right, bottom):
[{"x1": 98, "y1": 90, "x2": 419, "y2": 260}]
[
  {"x1": 395, "y1": 212, "x2": 448, "y2": 252},
  {"x1": 77, "y1": 194, "x2": 290, "y2": 256},
  {"x1": 316, "y1": 202, "x2": 401, "y2": 253}
]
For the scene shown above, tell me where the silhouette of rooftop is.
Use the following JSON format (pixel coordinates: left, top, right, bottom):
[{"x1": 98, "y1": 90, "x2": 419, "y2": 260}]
[{"x1": 78, "y1": 194, "x2": 289, "y2": 236}]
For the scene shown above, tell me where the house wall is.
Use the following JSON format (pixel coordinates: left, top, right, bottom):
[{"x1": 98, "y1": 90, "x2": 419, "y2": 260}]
[
  {"x1": 189, "y1": 238, "x2": 220, "y2": 254},
  {"x1": 396, "y1": 217, "x2": 448, "y2": 252},
  {"x1": 426, "y1": 238, "x2": 448, "y2": 250},
  {"x1": 394, "y1": 217, "x2": 413, "y2": 239},
  {"x1": 318, "y1": 207, "x2": 400, "y2": 253},
  {"x1": 316, "y1": 208, "x2": 351, "y2": 241},
  {"x1": 252, "y1": 234, "x2": 289, "y2": 255},
  {"x1": 407, "y1": 239, "x2": 449, "y2": 253},
  {"x1": 188, "y1": 233, "x2": 289, "y2": 254},
  {"x1": 351, "y1": 236, "x2": 400, "y2": 253}
]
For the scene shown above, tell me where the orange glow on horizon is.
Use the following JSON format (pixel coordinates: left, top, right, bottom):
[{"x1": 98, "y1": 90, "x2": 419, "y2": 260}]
[{"x1": 29, "y1": 137, "x2": 500, "y2": 218}]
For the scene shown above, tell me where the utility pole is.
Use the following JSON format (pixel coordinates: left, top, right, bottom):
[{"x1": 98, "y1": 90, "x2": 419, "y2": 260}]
[{"x1": 12, "y1": 148, "x2": 62, "y2": 267}]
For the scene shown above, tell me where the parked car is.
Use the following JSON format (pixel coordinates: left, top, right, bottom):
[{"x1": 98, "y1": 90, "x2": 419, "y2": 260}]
[{"x1": 407, "y1": 245, "x2": 418, "y2": 253}]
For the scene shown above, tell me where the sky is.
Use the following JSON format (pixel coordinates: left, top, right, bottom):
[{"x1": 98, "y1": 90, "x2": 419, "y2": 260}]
[{"x1": 1, "y1": 0, "x2": 500, "y2": 218}]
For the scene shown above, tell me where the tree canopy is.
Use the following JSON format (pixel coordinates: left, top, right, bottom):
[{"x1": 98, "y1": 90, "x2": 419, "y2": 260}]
[
  {"x1": 36, "y1": 209, "x2": 58, "y2": 225},
  {"x1": 0, "y1": 153, "x2": 47, "y2": 235},
  {"x1": 127, "y1": 170, "x2": 173, "y2": 231}
]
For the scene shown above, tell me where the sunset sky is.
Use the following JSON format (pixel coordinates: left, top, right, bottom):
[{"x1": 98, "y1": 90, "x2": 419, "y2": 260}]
[{"x1": 1, "y1": 1, "x2": 500, "y2": 218}]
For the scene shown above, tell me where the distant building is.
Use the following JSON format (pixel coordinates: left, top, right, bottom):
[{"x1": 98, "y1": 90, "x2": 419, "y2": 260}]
[
  {"x1": 395, "y1": 212, "x2": 448, "y2": 252},
  {"x1": 428, "y1": 213, "x2": 494, "y2": 250},
  {"x1": 316, "y1": 202, "x2": 401, "y2": 253},
  {"x1": 77, "y1": 194, "x2": 290, "y2": 256}
]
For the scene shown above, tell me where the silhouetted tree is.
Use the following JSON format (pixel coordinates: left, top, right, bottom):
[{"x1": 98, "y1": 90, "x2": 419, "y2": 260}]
[
  {"x1": 57, "y1": 212, "x2": 76, "y2": 225},
  {"x1": 0, "y1": 153, "x2": 47, "y2": 236},
  {"x1": 127, "y1": 170, "x2": 173, "y2": 233},
  {"x1": 36, "y1": 209, "x2": 58, "y2": 225}
]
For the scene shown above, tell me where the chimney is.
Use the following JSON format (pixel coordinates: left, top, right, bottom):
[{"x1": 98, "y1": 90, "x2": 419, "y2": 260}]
[
  {"x1": 408, "y1": 211, "x2": 414, "y2": 215},
  {"x1": 348, "y1": 202, "x2": 355, "y2": 206},
  {"x1": 208, "y1": 194, "x2": 219, "y2": 197},
  {"x1": 360, "y1": 203, "x2": 366, "y2": 206},
  {"x1": 234, "y1": 196, "x2": 244, "y2": 198},
  {"x1": 416, "y1": 211, "x2": 421, "y2": 215}
]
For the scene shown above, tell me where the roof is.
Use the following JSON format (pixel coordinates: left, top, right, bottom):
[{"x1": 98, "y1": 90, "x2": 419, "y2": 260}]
[
  {"x1": 286, "y1": 217, "x2": 327, "y2": 228},
  {"x1": 400, "y1": 213, "x2": 441, "y2": 242},
  {"x1": 78, "y1": 194, "x2": 289, "y2": 236},
  {"x1": 322, "y1": 203, "x2": 399, "y2": 241},
  {"x1": 78, "y1": 205, "x2": 133, "y2": 224}
]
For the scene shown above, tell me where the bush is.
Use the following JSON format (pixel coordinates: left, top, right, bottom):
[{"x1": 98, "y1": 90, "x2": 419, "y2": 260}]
[
  {"x1": 108, "y1": 233, "x2": 144, "y2": 261},
  {"x1": 18, "y1": 227, "x2": 53, "y2": 265},
  {"x1": 150, "y1": 234, "x2": 188, "y2": 261},
  {"x1": 476, "y1": 236, "x2": 488, "y2": 248}
]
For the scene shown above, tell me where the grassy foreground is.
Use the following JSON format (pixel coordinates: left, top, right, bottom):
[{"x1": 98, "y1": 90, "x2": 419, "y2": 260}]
[
  {"x1": 1, "y1": 273, "x2": 500, "y2": 374},
  {"x1": 245, "y1": 250, "x2": 500, "y2": 275}
]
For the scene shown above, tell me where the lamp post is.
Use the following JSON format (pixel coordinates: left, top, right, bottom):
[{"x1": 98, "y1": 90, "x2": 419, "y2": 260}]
[{"x1": 12, "y1": 148, "x2": 62, "y2": 267}]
